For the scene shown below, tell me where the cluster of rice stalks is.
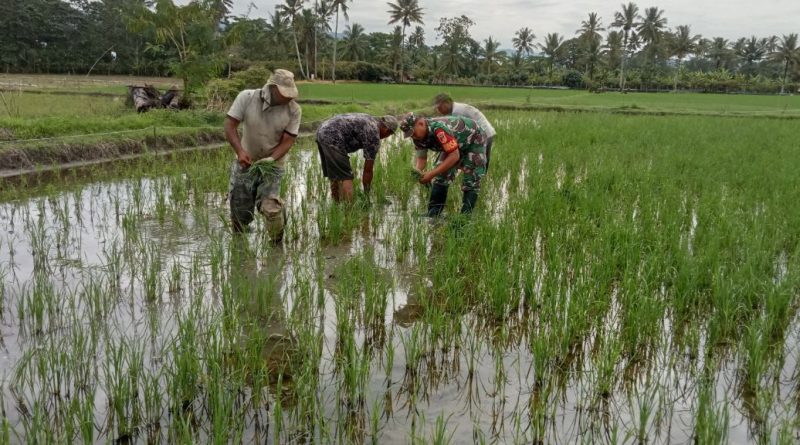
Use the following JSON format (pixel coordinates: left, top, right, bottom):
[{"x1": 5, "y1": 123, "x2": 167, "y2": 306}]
[{"x1": 0, "y1": 110, "x2": 798, "y2": 444}]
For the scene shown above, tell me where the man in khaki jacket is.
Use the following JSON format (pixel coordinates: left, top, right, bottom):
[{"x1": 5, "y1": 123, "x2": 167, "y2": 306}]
[{"x1": 224, "y1": 69, "x2": 302, "y2": 239}]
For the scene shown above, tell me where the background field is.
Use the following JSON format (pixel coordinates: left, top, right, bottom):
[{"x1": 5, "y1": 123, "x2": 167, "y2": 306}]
[{"x1": 0, "y1": 75, "x2": 800, "y2": 150}]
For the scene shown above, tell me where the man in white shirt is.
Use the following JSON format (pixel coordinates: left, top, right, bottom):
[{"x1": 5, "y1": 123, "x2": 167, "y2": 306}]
[
  {"x1": 225, "y1": 69, "x2": 302, "y2": 238},
  {"x1": 433, "y1": 93, "x2": 496, "y2": 171}
]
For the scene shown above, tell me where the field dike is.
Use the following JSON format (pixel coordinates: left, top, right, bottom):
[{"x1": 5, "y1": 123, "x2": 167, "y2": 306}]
[{"x1": 0, "y1": 130, "x2": 225, "y2": 171}]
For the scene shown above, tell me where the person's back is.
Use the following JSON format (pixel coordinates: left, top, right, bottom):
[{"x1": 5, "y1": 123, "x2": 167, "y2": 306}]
[
  {"x1": 433, "y1": 93, "x2": 497, "y2": 171},
  {"x1": 316, "y1": 113, "x2": 398, "y2": 203},
  {"x1": 451, "y1": 102, "x2": 496, "y2": 138},
  {"x1": 316, "y1": 113, "x2": 381, "y2": 158}
]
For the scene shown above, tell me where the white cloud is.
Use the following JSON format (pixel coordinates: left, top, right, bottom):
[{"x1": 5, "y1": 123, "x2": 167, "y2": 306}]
[{"x1": 220, "y1": 0, "x2": 799, "y2": 47}]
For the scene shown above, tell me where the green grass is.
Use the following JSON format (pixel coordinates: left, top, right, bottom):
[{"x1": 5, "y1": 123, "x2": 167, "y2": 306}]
[{"x1": 298, "y1": 82, "x2": 800, "y2": 116}]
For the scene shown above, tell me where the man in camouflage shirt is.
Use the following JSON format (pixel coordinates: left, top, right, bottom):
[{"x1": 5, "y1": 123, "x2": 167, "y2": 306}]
[
  {"x1": 401, "y1": 113, "x2": 487, "y2": 216},
  {"x1": 316, "y1": 113, "x2": 398, "y2": 203}
]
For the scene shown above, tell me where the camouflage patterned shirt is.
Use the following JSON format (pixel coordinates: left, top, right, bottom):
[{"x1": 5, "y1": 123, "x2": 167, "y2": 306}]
[
  {"x1": 413, "y1": 116, "x2": 487, "y2": 154},
  {"x1": 316, "y1": 113, "x2": 382, "y2": 161}
]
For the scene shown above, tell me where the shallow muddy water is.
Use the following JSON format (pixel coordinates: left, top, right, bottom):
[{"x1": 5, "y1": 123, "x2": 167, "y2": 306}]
[{"x1": 0, "y1": 140, "x2": 798, "y2": 444}]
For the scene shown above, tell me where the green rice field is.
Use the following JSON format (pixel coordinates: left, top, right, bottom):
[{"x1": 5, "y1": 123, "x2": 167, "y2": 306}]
[{"x1": 0, "y1": 78, "x2": 799, "y2": 443}]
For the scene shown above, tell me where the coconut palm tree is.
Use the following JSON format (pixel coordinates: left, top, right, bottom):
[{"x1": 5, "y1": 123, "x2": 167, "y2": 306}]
[
  {"x1": 388, "y1": 25, "x2": 404, "y2": 74},
  {"x1": 207, "y1": 0, "x2": 234, "y2": 23},
  {"x1": 604, "y1": 30, "x2": 624, "y2": 72},
  {"x1": 670, "y1": 25, "x2": 700, "y2": 91},
  {"x1": 637, "y1": 7, "x2": 667, "y2": 44},
  {"x1": 329, "y1": 0, "x2": 351, "y2": 83},
  {"x1": 341, "y1": 23, "x2": 367, "y2": 61},
  {"x1": 765, "y1": 35, "x2": 780, "y2": 53},
  {"x1": 513, "y1": 27, "x2": 536, "y2": 59},
  {"x1": 612, "y1": 2, "x2": 639, "y2": 91},
  {"x1": 295, "y1": 8, "x2": 318, "y2": 76},
  {"x1": 312, "y1": 1, "x2": 332, "y2": 79},
  {"x1": 735, "y1": 36, "x2": 767, "y2": 75},
  {"x1": 708, "y1": 37, "x2": 732, "y2": 70},
  {"x1": 636, "y1": 6, "x2": 667, "y2": 64},
  {"x1": 277, "y1": 0, "x2": 307, "y2": 78},
  {"x1": 539, "y1": 32, "x2": 564, "y2": 75},
  {"x1": 265, "y1": 11, "x2": 292, "y2": 60},
  {"x1": 577, "y1": 12, "x2": 604, "y2": 45},
  {"x1": 407, "y1": 26, "x2": 426, "y2": 66},
  {"x1": 387, "y1": 0, "x2": 424, "y2": 82},
  {"x1": 483, "y1": 36, "x2": 501, "y2": 75},
  {"x1": 771, "y1": 34, "x2": 799, "y2": 94}
]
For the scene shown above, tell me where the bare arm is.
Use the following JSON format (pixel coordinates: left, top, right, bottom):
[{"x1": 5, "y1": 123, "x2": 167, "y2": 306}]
[
  {"x1": 225, "y1": 116, "x2": 251, "y2": 168},
  {"x1": 362, "y1": 160, "x2": 375, "y2": 192},
  {"x1": 268, "y1": 132, "x2": 298, "y2": 162},
  {"x1": 421, "y1": 150, "x2": 460, "y2": 184}
]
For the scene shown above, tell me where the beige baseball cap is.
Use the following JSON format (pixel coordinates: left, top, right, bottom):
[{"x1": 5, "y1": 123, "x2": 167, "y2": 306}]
[{"x1": 266, "y1": 69, "x2": 299, "y2": 99}]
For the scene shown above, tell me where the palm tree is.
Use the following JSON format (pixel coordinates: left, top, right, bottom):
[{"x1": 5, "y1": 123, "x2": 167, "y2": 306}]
[
  {"x1": 388, "y1": 25, "x2": 403, "y2": 74},
  {"x1": 765, "y1": 35, "x2": 780, "y2": 53},
  {"x1": 735, "y1": 36, "x2": 767, "y2": 75},
  {"x1": 577, "y1": 12, "x2": 604, "y2": 45},
  {"x1": 341, "y1": 23, "x2": 367, "y2": 61},
  {"x1": 387, "y1": 0, "x2": 424, "y2": 82},
  {"x1": 313, "y1": 1, "x2": 332, "y2": 79},
  {"x1": 612, "y1": 2, "x2": 639, "y2": 91},
  {"x1": 539, "y1": 32, "x2": 564, "y2": 75},
  {"x1": 637, "y1": 7, "x2": 667, "y2": 44},
  {"x1": 708, "y1": 37, "x2": 731, "y2": 70},
  {"x1": 583, "y1": 37, "x2": 604, "y2": 80},
  {"x1": 636, "y1": 6, "x2": 667, "y2": 64},
  {"x1": 604, "y1": 30, "x2": 624, "y2": 72},
  {"x1": 466, "y1": 39, "x2": 483, "y2": 77},
  {"x1": 407, "y1": 26, "x2": 426, "y2": 66},
  {"x1": 207, "y1": 0, "x2": 234, "y2": 23},
  {"x1": 329, "y1": 0, "x2": 351, "y2": 84},
  {"x1": 295, "y1": 8, "x2": 318, "y2": 76},
  {"x1": 513, "y1": 27, "x2": 536, "y2": 58},
  {"x1": 772, "y1": 34, "x2": 799, "y2": 94},
  {"x1": 265, "y1": 11, "x2": 291, "y2": 60},
  {"x1": 483, "y1": 37, "x2": 501, "y2": 75},
  {"x1": 670, "y1": 25, "x2": 700, "y2": 91},
  {"x1": 408, "y1": 26, "x2": 425, "y2": 47},
  {"x1": 277, "y1": 0, "x2": 307, "y2": 79}
]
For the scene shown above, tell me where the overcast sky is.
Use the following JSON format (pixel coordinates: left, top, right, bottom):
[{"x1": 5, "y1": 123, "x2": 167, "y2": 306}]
[{"x1": 218, "y1": 0, "x2": 799, "y2": 48}]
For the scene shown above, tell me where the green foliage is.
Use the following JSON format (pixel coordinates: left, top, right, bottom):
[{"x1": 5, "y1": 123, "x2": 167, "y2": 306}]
[
  {"x1": 206, "y1": 66, "x2": 273, "y2": 104},
  {"x1": 128, "y1": 0, "x2": 227, "y2": 93},
  {"x1": 562, "y1": 70, "x2": 584, "y2": 88}
]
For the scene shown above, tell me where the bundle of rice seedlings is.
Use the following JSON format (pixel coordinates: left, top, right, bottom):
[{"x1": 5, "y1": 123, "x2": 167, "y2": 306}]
[
  {"x1": 248, "y1": 158, "x2": 281, "y2": 181},
  {"x1": 410, "y1": 168, "x2": 430, "y2": 188}
]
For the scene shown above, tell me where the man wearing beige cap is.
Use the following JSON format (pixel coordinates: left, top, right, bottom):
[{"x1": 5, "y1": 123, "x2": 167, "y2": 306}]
[
  {"x1": 315, "y1": 113, "x2": 398, "y2": 203},
  {"x1": 224, "y1": 69, "x2": 302, "y2": 238}
]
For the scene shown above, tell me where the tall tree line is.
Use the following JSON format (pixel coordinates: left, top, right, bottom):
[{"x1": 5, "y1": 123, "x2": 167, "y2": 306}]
[{"x1": 1, "y1": 0, "x2": 798, "y2": 92}]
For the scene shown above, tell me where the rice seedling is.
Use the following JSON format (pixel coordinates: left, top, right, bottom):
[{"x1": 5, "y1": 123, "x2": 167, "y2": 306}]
[{"x1": 0, "y1": 89, "x2": 799, "y2": 444}]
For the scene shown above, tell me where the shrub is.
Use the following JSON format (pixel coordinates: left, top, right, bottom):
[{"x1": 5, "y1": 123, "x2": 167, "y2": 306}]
[
  {"x1": 562, "y1": 71, "x2": 583, "y2": 89},
  {"x1": 205, "y1": 65, "x2": 273, "y2": 108}
]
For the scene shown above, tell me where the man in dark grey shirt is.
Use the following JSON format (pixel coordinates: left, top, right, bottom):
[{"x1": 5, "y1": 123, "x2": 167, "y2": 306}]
[{"x1": 316, "y1": 113, "x2": 398, "y2": 202}]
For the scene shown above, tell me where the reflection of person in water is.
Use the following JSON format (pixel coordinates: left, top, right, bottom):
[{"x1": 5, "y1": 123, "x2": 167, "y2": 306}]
[
  {"x1": 393, "y1": 291, "x2": 424, "y2": 328},
  {"x1": 229, "y1": 239, "x2": 295, "y2": 379}
]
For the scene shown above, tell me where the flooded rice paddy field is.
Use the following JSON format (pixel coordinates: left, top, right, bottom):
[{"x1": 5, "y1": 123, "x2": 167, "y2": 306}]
[{"x1": 0, "y1": 111, "x2": 799, "y2": 444}]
